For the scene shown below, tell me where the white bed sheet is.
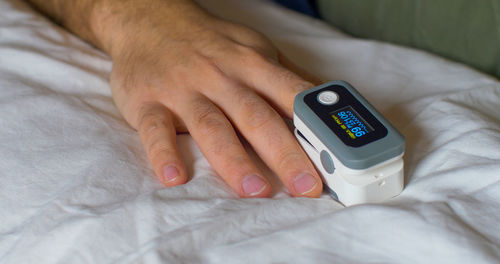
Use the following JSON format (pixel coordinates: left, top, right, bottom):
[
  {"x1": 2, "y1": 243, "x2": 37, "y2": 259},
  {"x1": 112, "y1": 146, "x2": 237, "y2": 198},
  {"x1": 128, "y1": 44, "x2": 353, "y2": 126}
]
[{"x1": 1, "y1": 0, "x2": 500, "y2": 263}]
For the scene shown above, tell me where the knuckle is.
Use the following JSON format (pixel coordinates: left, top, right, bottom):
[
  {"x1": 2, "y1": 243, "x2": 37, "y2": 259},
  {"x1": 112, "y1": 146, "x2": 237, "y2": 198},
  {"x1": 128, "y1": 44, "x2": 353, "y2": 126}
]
[
  {"x1": 238, "y1": 91, "x2": 277, "y2": 130},
  {"x1": 200, "y1": 63, "x2": 229, "y2": 87},
  {"x1": 237, "y1": 45, "x2": 269, "y2": 65},
  {"x1": 139, "y1": 113, "x2": 162, "y2": 134},
  {"x1": 194, "y1": 55, "x2": 220, "y2": 73},
  {"x1": 210, "y1": 141, "x2": 244, "y2": 164},
  {"x1": 174, "y1": 53, "x2": 223, "y2": 77},
  {"x1": 236, "y1": 89, "x2": 278, "y2": 130},
  {"x1": 194, "y1": 30, "x2": 226, "y2": 53},
  {"x1": 197, "y1": 114, "x2": 226, "y2": 137},
  {"x1": 223, "y1": 20, "x2": 270, "y2": 45},
  {"x1": 248, "y1": 30, "x2": 270, "y2": 44},
  {"x1": 237, "y1": 44, "x2": 260, "y2": 57},
  {"x1": 180, "y1": 55, "x2": 230, "y2": 94},
  {"x1": 147, "y1": 137, "x2": 176, "y2": 161},
  {"x1": 276, "y1": 148, "x2": 304, "y2": 171},
  {"x1": 234, "y1": 23, "x2": 268, "y2": 41},
  {"x1": 137, "y1": 104, "x2": 167, "y2": 132},
  {"x1": 191, "y1": 100, "x2": 227, "y2": 137}
]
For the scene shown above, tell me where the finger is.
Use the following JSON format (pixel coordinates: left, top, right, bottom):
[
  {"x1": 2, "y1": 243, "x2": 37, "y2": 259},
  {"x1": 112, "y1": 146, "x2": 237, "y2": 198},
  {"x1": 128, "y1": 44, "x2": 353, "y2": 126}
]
[
  {"x1": 277, "y1": 52, "x2": 323, "y2": 85},
  {"x1": 173, "y1": 95, "x2": 272, "y2": 198},
  {"x1": 204, "y1": 84, "x2": 323, "y2": 197},
  {"x1": 216, "y1": 47, "x2": 318, "y2": 118},
  {"x1": 137, "y1": 103, "x2": 188, "y2": 187}
]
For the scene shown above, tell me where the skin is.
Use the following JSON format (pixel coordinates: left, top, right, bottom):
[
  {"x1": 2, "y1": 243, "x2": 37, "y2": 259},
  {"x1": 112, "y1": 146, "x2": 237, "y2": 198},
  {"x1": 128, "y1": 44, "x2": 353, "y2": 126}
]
[{"x1": 25, "y1": 0, "x2": 324, "y2": 198}]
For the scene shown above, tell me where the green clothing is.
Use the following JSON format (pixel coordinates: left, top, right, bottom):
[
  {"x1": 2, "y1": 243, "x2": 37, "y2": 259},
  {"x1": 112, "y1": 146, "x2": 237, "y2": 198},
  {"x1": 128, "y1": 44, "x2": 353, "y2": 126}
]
[{"x1": 317, "y1": 0, "x2": 500, "y2": 79}]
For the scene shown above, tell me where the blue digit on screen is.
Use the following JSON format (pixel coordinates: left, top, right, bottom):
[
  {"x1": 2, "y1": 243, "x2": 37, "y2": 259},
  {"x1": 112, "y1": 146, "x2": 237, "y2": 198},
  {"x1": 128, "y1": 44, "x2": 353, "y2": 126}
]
[{"x1": 332, "y1": 106, "x2": 374, "y2": 139}]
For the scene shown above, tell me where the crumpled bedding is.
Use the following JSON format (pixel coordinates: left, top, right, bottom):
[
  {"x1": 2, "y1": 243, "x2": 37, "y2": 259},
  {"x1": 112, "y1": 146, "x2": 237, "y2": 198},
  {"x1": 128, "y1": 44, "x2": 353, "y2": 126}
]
[{"x1": 1, "y1": 0, "x2": 499, "y2": 263}]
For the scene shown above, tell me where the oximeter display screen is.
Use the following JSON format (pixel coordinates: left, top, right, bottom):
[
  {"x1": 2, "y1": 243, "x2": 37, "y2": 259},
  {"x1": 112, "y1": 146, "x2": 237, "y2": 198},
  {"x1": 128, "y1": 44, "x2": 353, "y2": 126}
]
[
  {"x1": 303, "y1": 84, "x2": 388, "y2": 147},
  {"x1": 332, "y1": 106, "x2": 374, "y2": 139}
]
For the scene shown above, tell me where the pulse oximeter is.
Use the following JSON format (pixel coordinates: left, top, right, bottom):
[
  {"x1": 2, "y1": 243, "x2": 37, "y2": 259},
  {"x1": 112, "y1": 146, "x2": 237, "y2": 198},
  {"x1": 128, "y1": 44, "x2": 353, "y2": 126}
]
[{"x1": 293, "y1": 81, "x2": 405, "y2": 206}]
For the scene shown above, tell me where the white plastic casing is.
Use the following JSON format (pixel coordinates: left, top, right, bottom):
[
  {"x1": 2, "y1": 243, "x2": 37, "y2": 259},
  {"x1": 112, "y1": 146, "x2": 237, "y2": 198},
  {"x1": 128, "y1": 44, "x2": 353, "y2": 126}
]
[{"x1": 294, "y1": 115, "x2": 404, "y2": 206}]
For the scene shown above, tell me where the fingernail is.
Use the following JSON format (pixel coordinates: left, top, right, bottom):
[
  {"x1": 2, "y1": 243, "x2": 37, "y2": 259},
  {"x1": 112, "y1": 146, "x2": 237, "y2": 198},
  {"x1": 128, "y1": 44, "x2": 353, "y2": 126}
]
[
  {"x1": 163, "y1": 165, "x2": 179, "y2": 183},
  {"x1": 293, "y1": 172, "x2": 317, "y2": 195},
  {"x1": 242, "y1": 174, "x2": 267, "y2": 196}
]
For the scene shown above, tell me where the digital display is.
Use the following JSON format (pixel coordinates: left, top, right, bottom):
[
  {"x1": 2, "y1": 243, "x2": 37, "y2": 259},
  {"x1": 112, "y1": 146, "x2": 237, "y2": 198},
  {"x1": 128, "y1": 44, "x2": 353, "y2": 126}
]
[
  {"x1": 331, "y1": 106, "x2": 373, "y2": 140},
  {"x1": 304, "y1": 84, "x2": 388, "y2": 147}
]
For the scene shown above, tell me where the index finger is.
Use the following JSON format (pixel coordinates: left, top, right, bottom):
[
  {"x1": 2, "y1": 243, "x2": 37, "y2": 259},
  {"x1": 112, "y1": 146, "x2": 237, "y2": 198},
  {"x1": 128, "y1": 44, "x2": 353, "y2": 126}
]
[{"x1": 224, "y1": 49, "x2": 321, "y2": 118}]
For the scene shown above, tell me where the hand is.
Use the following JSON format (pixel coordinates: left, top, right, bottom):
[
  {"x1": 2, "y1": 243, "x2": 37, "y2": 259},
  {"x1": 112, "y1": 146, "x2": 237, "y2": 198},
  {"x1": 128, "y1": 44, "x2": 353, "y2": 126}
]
[
  {"x1": 103, "y1": 1, "x2": 323, "y2": 198},
  {"x1": 22, "y1": 0, "x2": 323, "y2": 197}
]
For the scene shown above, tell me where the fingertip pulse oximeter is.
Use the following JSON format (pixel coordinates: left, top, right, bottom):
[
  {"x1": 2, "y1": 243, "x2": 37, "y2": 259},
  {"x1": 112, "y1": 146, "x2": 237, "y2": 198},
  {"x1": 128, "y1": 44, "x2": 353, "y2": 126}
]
[{"x1": 293, "y1": 81, "x2": 405, "y2": 206}]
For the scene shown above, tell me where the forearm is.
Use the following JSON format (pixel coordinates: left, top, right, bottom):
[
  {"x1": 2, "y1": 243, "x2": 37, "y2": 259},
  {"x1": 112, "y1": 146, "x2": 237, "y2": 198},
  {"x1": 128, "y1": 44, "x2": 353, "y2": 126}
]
[{"x1": 25, "y1": 0, "x2": 210, "y2": 58}]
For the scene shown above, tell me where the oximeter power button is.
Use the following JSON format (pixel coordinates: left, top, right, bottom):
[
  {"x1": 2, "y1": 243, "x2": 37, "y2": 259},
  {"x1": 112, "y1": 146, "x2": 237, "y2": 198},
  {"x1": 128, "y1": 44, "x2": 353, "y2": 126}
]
[{"x1": 317, "y1": 91, "x2": 339, "y2": 105}]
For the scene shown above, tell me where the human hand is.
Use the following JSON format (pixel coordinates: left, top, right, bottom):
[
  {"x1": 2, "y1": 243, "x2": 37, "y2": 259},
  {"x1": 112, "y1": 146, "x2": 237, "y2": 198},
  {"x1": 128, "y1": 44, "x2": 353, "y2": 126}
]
[{"x1": 100, "y1": 0, "x2": 324, "y2": 198}]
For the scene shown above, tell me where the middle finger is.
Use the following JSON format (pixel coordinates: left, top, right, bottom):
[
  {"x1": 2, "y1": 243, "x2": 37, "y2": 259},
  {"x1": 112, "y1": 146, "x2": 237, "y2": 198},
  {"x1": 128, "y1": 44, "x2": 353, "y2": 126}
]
[
  {"x1": 173, "y1": 94, "x2": 272, "y2": 198},
  {"x1": 204, "y1": 83, "x2": 323, "y2": 197}
]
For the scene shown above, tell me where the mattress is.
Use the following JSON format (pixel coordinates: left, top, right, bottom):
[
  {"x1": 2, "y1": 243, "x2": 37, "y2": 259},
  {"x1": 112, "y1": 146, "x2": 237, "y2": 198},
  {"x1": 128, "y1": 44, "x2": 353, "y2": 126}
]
[{"x1": 1, "y1": 0, "x2": 500, "y2": 263}]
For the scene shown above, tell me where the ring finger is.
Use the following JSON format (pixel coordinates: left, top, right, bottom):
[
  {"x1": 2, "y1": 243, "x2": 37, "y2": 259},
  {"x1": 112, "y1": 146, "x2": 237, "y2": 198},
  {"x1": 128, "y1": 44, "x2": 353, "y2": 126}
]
[
  {"x1": 172, "y1": 94, "x2": 272, "y2": 198},
  {"x1": 204, "y1": 83, "x2": 323, "y2": 197}
]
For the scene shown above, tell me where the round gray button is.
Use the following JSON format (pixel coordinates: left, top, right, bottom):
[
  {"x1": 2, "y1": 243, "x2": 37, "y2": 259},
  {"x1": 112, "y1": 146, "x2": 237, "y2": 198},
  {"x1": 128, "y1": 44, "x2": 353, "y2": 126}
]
[
  {"x1": 320, "y1": 150, "x2": 335, "y2": 174},
  {"x1": 317, "y1": 91, "x2": 339, "y2": 105}
]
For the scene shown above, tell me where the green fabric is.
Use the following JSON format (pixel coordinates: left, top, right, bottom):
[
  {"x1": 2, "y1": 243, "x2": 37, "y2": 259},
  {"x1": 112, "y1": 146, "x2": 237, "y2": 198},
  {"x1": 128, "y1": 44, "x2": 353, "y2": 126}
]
[{"x1": 317, "y1": 0, "x2": 500, "y2": 79}]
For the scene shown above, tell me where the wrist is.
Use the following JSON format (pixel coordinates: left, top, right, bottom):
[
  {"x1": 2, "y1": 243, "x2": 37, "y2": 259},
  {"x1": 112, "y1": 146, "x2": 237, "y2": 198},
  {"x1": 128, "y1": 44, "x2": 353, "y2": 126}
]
[{"x1": 90, "y1": 0, "x2": 212, "y2": 59}]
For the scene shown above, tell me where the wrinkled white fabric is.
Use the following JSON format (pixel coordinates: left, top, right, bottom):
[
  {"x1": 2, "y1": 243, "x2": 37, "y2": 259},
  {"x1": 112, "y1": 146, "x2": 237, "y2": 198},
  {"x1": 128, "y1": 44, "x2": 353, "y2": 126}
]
[{"x1": 1, "y1": 0, "x2": 499, "y2": 263}]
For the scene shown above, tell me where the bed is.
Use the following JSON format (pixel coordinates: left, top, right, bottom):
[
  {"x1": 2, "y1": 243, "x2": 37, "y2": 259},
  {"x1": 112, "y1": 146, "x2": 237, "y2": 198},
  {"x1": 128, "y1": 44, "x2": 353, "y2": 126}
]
[{"x1": 1, "y1": 0, "x2": 500, "y2": 263}]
